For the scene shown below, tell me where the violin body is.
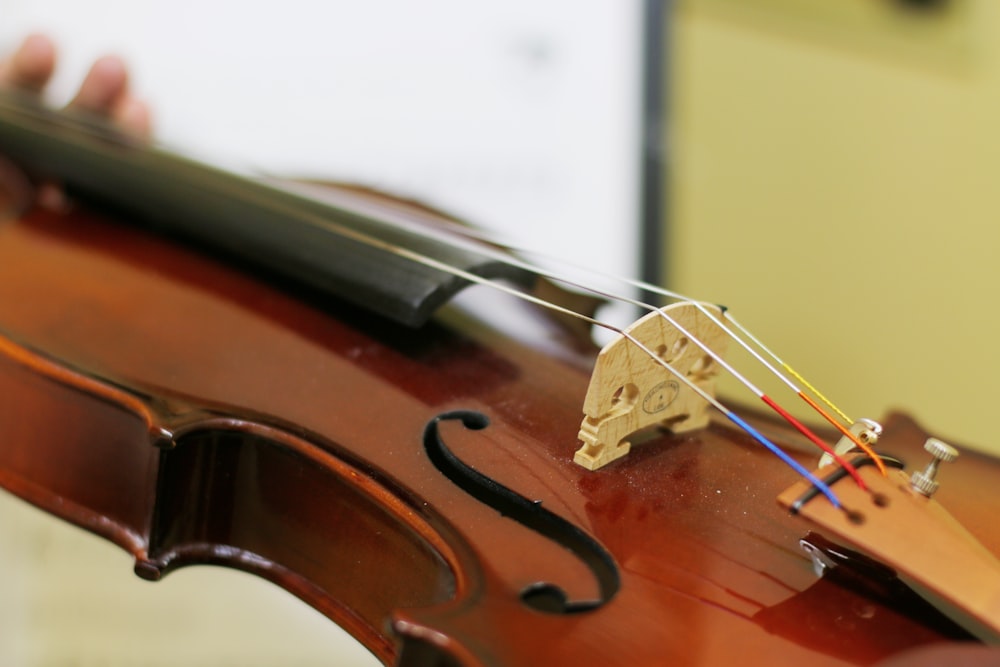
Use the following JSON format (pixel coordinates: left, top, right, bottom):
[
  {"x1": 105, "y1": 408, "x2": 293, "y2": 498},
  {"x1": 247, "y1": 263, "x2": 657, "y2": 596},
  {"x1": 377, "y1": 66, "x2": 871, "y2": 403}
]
[{"x1": 2, "y1": 191, "x2": 998, "y2": 666}]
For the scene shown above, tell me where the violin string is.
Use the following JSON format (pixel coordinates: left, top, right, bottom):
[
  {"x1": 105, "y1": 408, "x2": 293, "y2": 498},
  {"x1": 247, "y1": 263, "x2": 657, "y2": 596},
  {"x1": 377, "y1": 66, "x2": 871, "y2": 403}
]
[
  {"x1": 295, "y1": 202, "x2": 868, "y2": 486},
  {"x1": 347, "y1": 240, "x2": 843, "y2": 508},
  {"x1": 580, "y1": 301, "x2": 870, "y2": 489},
  {"x1": 398, "y1": 216, "x2": 886, "y2": 477},
  {"x1": 223, "y1": 197, "x2": 841, "y2": 505},
  {"x1": 722, "y1": 314, "x2": 850, "y2": 424},
  {"x1": 9, "y1": 101, "x2": 845, "y2": 505},
  {"x1": 719, "y1": 315, "x2": 886, "y2": 476}
]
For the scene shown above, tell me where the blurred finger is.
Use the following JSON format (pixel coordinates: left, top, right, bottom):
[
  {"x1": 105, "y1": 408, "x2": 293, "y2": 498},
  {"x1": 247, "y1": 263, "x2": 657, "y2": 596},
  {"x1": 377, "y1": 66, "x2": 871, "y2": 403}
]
[
  {"x1": 0, "y1": 34, "x2": 56, "y2": 91},
  {"x1": 69, "y1": 55, "x2": 152, "y2": 138},
  {"x1": 112, "y1": 95, "x2": 153, "y2": 139},
  {"x1": 68, "y1": 55, "x2": 129, "y2": 113}
]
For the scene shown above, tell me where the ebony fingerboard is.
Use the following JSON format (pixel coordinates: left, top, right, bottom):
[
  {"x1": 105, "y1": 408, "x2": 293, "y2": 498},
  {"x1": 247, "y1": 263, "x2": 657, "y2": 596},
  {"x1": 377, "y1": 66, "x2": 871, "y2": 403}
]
[{"x1": 0, "y1": 94, "x2": 531, "y2": 327}]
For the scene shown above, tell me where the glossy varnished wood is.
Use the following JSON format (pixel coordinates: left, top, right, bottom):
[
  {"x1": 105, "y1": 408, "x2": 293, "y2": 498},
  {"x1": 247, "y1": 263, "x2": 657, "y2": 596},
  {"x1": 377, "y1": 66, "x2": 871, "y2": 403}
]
[{"x1": 0, "y1": 207, "x2": 996, "y2": 665}]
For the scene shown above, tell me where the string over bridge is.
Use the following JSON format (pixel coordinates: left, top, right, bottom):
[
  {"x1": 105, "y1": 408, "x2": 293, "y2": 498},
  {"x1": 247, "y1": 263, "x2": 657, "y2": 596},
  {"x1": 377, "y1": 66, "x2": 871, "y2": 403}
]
[{"x1": 575, "y1": 302, "x2": 728, "y2": 470}]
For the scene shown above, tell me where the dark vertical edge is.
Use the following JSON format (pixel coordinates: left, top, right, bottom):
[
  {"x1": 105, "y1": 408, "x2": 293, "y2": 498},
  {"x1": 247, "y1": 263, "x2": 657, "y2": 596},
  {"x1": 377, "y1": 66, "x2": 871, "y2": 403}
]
[{"x1": 638, "y1": 0, "x2": 670, "y2": 301}]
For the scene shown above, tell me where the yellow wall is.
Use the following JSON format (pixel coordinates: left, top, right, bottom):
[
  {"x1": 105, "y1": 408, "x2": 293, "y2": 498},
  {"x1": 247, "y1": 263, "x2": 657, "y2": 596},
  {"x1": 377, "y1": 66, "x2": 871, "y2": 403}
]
[{"x1": 670, "y1": 0, "x2": 1000, "y2": 453}]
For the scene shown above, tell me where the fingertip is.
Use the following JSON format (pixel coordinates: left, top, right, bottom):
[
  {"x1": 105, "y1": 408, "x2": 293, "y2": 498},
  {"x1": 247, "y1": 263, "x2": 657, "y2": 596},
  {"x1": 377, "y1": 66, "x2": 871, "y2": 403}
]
[
  {"x1": 90, "y1": 54, "x2": 129, "y2": 85},
  {"x1": 5, "y1": 33, "x2": 57, "y2": 89},
  {"x1": 71, "y1": 54, "x2": 130, "y2": 112},
  {"x1": 114, "y1": 96, "x2": 153, "y2": 138}
]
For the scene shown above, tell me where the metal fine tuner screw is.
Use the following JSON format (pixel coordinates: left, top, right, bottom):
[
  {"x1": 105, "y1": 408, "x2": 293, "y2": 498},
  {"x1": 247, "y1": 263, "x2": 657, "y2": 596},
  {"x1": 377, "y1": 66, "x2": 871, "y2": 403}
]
[{"x1": 910, "y1": 438, "x2": 959, "y2": 497}]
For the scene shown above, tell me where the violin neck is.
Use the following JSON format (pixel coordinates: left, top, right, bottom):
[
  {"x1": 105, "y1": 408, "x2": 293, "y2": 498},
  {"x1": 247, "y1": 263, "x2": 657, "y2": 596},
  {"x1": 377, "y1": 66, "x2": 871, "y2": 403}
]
[{"x1": 0, "y1": 93, "x2": 528, "y2": 327}]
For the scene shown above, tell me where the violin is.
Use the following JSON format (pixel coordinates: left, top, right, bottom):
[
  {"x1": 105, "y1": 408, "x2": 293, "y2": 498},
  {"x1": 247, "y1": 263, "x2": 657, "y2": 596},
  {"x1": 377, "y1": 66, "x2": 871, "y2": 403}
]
[{"x1": 0, "y1": 93, "x2": 999, "y2": 666}]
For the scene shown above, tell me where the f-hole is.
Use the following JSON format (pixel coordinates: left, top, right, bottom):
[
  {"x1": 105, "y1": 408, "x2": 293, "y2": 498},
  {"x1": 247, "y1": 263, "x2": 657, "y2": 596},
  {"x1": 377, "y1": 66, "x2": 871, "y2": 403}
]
[{"x1": 423, "y1": 410, "x2": 620, "y2": 614}]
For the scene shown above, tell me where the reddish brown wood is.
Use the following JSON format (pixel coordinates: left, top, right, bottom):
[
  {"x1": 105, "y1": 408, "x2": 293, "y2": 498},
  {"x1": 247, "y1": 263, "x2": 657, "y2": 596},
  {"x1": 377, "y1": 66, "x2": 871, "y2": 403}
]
[{"x1": 0, "y1": 203, "x2": 998, "y2": 666}]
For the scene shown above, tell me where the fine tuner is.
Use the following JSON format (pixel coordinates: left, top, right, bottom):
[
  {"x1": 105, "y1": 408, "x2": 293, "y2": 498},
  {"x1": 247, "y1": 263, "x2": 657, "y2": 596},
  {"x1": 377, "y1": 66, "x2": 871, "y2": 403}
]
[{"x1": 911, "y1": 438, "x2": 960, "y2": 497}]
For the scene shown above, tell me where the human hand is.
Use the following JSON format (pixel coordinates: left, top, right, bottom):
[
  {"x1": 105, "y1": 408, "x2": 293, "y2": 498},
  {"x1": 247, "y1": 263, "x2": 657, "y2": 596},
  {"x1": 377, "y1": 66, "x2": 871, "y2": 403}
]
[
  {"x1": 0, "y1": 34, "x2": 151, "y2": 213},
  {"x1": 0, "y1": 33, "x2": 151, "y2": 136}
]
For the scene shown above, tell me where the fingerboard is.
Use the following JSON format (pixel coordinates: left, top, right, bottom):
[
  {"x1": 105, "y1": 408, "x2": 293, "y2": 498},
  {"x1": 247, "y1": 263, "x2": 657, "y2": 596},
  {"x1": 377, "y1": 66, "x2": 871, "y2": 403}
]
[{"x1": 0, "y1": 94, "x2": 531, "y2": 327}]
